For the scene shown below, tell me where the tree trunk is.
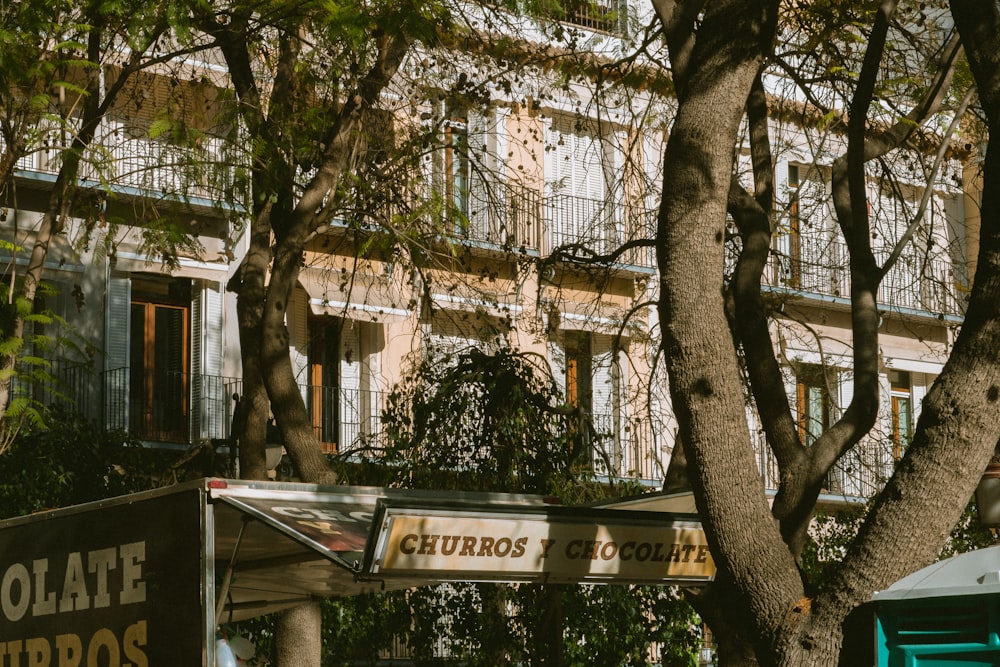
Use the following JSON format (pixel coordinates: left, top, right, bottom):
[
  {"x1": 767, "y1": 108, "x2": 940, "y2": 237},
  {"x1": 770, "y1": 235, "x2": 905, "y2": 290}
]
[
  {"x1": 656, "y1": 0, "x2": 799, "y2": 662},
  {"x1": 233, "y1": 203, "x2": 273, "y2": 481},
  {"x1": 260, "y1": 228, "x2": 338, "y2": 484},
  {"x1": 275, "y1": 601, "x2": 323, "y2": 667}
]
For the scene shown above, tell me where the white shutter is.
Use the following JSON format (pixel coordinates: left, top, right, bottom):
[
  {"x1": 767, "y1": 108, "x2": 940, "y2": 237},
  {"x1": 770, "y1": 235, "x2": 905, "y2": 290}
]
[
  {"x1": 591, "y1": 334, "x2": 615, "y2": 418},
  {"x1": 340, "y1": 321, "x2": 361, "y2": 393},
  {"x1": 339, "y1": 321, "x2": 361, "y2": 447},
  {"x1": 429, "y1": 313, "x2": 466, "y2": 356},
  {"x1": 467, "y1": 107, "x2": 492, "y2": 241},
  {"x1": 191, "y1": 280, "x2": 226, "y2": 440},
  {"x1": 288, "y1": 288, "x2": 310, "y2": 404},
  {"x1": 549, "y1": 339, "x2": 568, "y2": 400},
  {"x1": 104, "y1": 274, "x2": 131, "y2": 430},
  {"x1": 191, "y1": 284, "x2": 204, "y2": 439},
  {"x1": 358, "y1": 321, "x2": 382, "y2": 441},
  {"x1": 912, "y1": 372, "x2": 929, "y2": 423},
  {"x1": 203, "y1": 281, "x2": 224, "y2": 377},
  {"x1": 548, "y1": 115, "x2": 606, "y2": 198},
  {"x1": 836, "y1": 368, "x2": 852, "y2": 420},
  {"x1": 591, "y1": 334, "x2": 618, "y2": 475}
]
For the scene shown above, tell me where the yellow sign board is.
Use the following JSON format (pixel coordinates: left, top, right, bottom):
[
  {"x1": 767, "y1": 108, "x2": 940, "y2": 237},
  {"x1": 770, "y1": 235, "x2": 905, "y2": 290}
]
[{"x1": 365, "y1": 504, "x2": 715, "y2": 584}]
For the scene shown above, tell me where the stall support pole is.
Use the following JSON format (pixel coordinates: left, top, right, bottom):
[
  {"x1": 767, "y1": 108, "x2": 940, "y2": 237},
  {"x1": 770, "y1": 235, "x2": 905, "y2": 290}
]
[{"x1": 215, "y1": 516, "x2": 251, "y2": 626}]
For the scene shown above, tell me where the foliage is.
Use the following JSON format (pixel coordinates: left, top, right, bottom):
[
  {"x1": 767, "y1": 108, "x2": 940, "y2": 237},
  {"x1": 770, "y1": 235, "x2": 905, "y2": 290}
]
[
  {"x1": 800, "y1": 498, "x2": 995, "y2": 595},
  {"x1": 0, "y1": 411, "x2": 176, "y2": 519},
  {"x1": 326, "y1": 347, "x2": 702, "y2": 666},
  {"x1": 0, "y1": 278, "x2": 92, "y2": 451},
  {"x1": 378, "y1": 344, "x2": 589, "y2": 494}
]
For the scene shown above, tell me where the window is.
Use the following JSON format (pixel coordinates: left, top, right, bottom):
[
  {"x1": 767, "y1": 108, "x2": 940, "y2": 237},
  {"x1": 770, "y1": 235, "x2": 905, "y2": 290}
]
[
  {"x1": 565, "y1": 330, "x2": 593, "y2": 413},
  {"x1": 305, "y1": 315, "x2": 383, "y2": 455},
  {"x1": 796, "y1": 363, "x2": 832, "y2": 445},
  {"x1": 545, "y1": 114, "x2": 623, "y2": 255},
  {"x1": 776, "y1": 163, "x2": 842, "y2": 296},
  {"x1": 308, "y1": 317, "x2": 341, "y2": 453},
  {"x1": 889, "y1": 369, "x2": 912, "y2": 460},
  {"x1": 444, "y1": 111, "x2": 470, "y2": 223},
  {"x1": 796, "y1": 363, "x2": 847, "y2": 492},
  {"x1": 426, "y1": 102, "x2": 471, "y2": 230},
  {"x1": 784, "y1": 164, "x2": 803, "y2": 287},
  {"x1": 559, "y1": 0, "x2": 627, "y2": 34},
  {"x1": 129, "y1": 277, "x2": 190, "y2": 442}
]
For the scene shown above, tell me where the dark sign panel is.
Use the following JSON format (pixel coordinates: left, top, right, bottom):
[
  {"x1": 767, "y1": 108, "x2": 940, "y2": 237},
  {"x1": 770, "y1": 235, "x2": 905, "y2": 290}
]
[{"x1": 0, "y1": 491, "x2": 204, "y2": 666}]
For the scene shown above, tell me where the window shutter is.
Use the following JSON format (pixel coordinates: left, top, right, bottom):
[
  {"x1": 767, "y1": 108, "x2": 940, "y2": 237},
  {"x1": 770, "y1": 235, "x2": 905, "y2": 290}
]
[
  {"x1": 288, "y1": 289, "x2": 310, "y2": 405},
  {"x1": 338, "y1": 321, "x2": 361, "y2": 448},
  {"x1": 191, "y1": 284, "x2": 204, "y2": 440},
  {"x1": 548, "y1": 339, "x2": 568, "y2": 399},
  {"x1": 592, "y1": 334, "x2": 616, "y2": 473},
  {"x1": 190, "y1": 280, "x2": 226, "y2": 440},
  {"x1": 912, "y1": 372, "x2": 929, "y2": 422},
  {"x1": 836, "y1": 369, "x2": 852, "y2": 420},
  {"x1": 104, "y1": 274, "x2": 131, "y2": 431},
  {"x1": 467, "y1": 107, "x2": 493, "y2": 241}
]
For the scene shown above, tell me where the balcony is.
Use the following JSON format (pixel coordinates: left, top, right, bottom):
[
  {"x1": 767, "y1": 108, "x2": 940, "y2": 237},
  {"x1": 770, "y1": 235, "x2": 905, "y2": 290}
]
[
  {"x1": 99, "y1": 129, "x2": 235, "y2": 204},
  {"x1": 545, "y1": 193, "x2": 656, "y2": 270},
  {"x1": 557, "y1": 0, "x2": 627, "y2": 35},
  {"x1": 203, "y1": 379, "x2": 387, "y2": 457},
  {"x1": 749, "y1": 409, "x2": 896, "y2": 500},
  {"x1": 102, "y1": 367, "x2": 239, "y2": 444},
  {"x1": 34, "y1": 364, "x2": 664, "y2": 484},
  {"x1": 460, "y1": 180, "x2": 544, "y2": 251},
  {"x1": 430, "y1": 184, "x2": 657, "y2": 269},
  {"x1": 766, "y1": 234, "x2": 962, "y2": 317},
  {"x1": 588, "y1": 411, "x2": 664, "y2": 483},
  {"x1": 301, "y1": 384, "x2": 387, "y2": 456},
  {"x1": 5, "y1": 121, "x2": 236, "y2": 206}
]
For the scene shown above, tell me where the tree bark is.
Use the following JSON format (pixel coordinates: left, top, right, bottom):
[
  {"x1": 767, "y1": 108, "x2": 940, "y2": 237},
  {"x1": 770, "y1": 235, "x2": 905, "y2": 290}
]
[
  {"x1": 656, "y1": 1, "x2": 801, "y2": 663},
  {"x1": 275, "y1": 601, "x2": 323, "y2": 667},
  {"x1": 812, "y1": 3, "x2": 1000, "y2": 655},
  {"x1": 233, "y1": 202, "x2": 273, "y2": 481}
]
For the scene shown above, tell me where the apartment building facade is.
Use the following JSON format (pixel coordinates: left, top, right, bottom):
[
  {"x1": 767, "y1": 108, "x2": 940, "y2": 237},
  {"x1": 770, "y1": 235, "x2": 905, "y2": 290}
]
[{"x1": 0, "y1": 1, "x2": 973, "y2": 502}]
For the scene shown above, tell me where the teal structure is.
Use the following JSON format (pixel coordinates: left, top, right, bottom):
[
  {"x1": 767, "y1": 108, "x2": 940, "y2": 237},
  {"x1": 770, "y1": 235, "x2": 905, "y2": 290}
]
[{"x1": 874, "y1": 545, "x2": 1000, "y2": 666}]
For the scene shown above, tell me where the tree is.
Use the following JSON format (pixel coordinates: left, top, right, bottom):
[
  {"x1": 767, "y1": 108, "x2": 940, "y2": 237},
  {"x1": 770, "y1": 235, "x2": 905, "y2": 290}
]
[
  {"x1": 196, "y1": 2, "x2": 455, "y2": 662},
  {"x1": 651, "y1": 0, "x2": 1000, "y2": 664},
  {"x1": 0, "y1": 0, "x2": 212, "y2": 439},
  {"x1": 200, "y1": 2, "x2": 651, "y2": 659},
  {"x1": 344, "y1": 345, "x2": 701, "y2": 667}
]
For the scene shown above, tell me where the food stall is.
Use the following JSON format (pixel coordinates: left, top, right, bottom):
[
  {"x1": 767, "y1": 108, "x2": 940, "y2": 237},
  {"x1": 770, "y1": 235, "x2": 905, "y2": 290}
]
[{"x1": 0, "y1": 478, "x2": 715, "y2": 665}]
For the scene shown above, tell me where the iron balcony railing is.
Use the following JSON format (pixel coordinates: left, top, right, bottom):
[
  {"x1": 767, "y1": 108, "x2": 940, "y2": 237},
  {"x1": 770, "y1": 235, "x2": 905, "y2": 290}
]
[
  {"x1": 544, "y1": 193, "x2": 656, "y2": 269},
  {"x1": 557, "y1": 0, "x2": 628, "y2": 34},
  {"x1": 219, "y1": 380, "x2": 387, "y2": 457},
  {"x1": 438, "y1": 185, "x2": 657, "y2": 269},
  {"x1": 481, "y1": 0, "x2": 628, "y2": 36},
  {"x1": 103, "y1": 367, "x2": 240, "y2": 444},
  {"x1": 558, "y1": 410, "x2": 663, "y2": 484},
  {"x1": 82, "y1": 367, "x2": 666, "y2": 484},
  {"x1": 748, "y1": 409, "x2": 896, "y2": 500},
  {"x1": 6, "y1": 120, "x2": 237, "y2": 203},
  {"x1": 771, "y1": 233, "x2": 962, "y2": 316},
  {"x1": 301, "y1": 384, "x2": 387, "y2": 456},
  {"x1": 8, "y1": 359, "x2": 95, "y2": 419},
  {"x1": 460, "y1": 180, "x2": 544, "y2": 251}
]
